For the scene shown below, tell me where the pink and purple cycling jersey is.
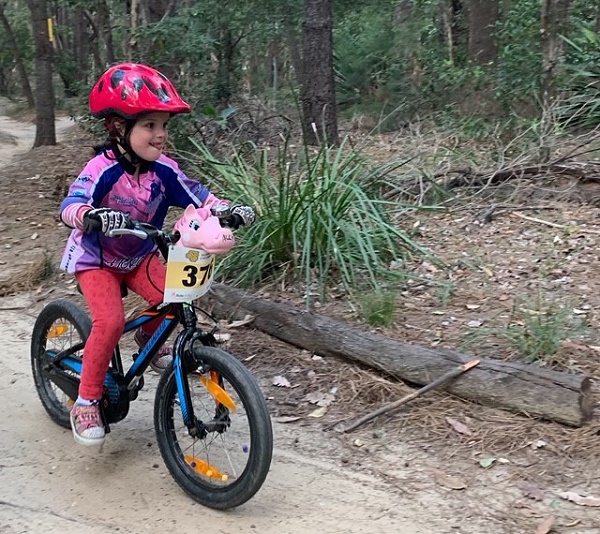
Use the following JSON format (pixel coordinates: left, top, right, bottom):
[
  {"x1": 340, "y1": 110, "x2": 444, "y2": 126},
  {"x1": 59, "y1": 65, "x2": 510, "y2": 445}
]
[{"x1": 60, "y1": 150, "x2": 211, "y2": 273}]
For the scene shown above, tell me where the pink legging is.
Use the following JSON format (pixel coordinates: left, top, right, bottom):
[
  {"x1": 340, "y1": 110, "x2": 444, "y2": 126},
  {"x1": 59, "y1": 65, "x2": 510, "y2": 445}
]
[{"x1": 76, "y1": 252, "x2": 166, "y2": 400}]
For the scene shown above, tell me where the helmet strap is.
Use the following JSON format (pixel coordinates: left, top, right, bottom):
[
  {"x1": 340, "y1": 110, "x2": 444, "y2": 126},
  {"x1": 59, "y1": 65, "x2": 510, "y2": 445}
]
[{"x1": 110, "y1": 118, "x2": 151, "y2": 174}]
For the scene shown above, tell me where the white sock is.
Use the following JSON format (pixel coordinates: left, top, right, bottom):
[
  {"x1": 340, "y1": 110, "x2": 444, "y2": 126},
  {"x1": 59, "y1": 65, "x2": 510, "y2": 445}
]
[{"x1": 75, "y1": 396, "x2": 95, "y2": 406}]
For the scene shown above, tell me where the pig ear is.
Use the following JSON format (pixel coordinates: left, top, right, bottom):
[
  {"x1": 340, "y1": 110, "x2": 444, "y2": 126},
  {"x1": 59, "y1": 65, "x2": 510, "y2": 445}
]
[{"x1": 184, "y1": 204, "x2": 197, "y2": 218}]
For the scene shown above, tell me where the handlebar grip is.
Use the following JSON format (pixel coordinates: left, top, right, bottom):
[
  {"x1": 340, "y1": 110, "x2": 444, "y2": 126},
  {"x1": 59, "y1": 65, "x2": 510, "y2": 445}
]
[
  {"x1": 83, "y1": 217, "x2": 103, "y2": 233},
  {"x1": 83, "y1": 212, "x2": 134, "y2": 234},
  {"x1": 221, "y1": 214, "x2": 244, "y2": 229}
]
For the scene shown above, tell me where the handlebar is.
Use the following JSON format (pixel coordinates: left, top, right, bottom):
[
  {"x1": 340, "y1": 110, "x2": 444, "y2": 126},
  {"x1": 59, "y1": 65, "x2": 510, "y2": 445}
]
[
  {"x1": 84, "y1": 206, "x2": 244, "y2": 239},
  {"x1": 106, "y1": 222, "x2": 160, "y2": 240}
]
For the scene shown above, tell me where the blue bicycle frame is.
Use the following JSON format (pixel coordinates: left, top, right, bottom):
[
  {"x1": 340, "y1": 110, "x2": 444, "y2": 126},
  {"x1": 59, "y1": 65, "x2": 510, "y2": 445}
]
[{"x1": 47, "y1": 300, "x2": 213, "y2": 432}]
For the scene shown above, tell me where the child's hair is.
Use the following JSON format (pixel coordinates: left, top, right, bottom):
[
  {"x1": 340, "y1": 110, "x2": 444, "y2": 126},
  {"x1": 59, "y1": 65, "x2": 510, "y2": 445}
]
[{"x1": 92, "y1": 116, "x2": 133, "y2": 155}]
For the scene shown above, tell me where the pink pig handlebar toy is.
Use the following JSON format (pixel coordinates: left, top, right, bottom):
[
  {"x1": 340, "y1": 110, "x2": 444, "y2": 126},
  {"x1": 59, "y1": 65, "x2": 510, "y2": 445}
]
[
  {"x1": 87, "y1": 203, "x2": 255, "y2": 255},
  {"x1": 174, "y1": 204, "x2": 235, "y2": 255}
]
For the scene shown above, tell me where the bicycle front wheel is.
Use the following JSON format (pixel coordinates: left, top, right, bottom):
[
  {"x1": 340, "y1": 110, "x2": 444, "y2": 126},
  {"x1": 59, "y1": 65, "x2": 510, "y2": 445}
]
[{"x1": 154, "y1": 345, "x2": 273, "y2": 509}]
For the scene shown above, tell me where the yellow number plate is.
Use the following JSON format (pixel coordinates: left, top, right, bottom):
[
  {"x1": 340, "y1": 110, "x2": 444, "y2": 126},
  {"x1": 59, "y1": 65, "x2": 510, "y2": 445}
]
[{"x1": 164, "y1": 245, "x2": 215, "y2": 303}]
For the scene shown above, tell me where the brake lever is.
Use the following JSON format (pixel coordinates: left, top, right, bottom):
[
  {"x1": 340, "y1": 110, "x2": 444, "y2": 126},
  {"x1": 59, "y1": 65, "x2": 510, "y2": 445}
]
[{"x1": 106, "y1": 228, "x2": 151, "y2": 239}]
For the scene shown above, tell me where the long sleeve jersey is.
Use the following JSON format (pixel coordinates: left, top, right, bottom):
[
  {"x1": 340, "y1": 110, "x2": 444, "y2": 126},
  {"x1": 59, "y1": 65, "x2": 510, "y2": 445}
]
[{"x1": 60, "y1": 150, "x2": 216, "y2": 274}]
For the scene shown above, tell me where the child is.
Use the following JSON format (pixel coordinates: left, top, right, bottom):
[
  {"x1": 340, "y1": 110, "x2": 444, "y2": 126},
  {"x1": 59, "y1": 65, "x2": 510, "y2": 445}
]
[{"x1": 59, "y1": 63, "x2": 254, "y2": 447}]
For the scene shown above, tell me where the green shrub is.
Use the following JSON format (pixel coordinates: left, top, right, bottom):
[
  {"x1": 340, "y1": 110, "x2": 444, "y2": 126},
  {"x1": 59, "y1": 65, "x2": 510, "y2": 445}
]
[{"x1": 181, "y1": 138, "x2": 434, "y2": 305}]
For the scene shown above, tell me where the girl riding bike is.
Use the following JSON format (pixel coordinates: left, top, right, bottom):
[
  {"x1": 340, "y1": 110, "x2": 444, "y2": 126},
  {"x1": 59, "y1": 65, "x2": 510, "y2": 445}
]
[{"x1": 60, "y1": 63, "x2": 254, "y2": 447}]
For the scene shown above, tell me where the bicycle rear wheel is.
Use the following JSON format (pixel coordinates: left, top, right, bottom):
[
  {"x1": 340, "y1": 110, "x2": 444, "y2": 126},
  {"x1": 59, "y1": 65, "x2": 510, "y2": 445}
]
[
  {"x1": 154, "y1": 345, "x2": 273, "y2": 509},
  {"x1": 31, "y1": 300, "x2": 90, "y2": 428}
]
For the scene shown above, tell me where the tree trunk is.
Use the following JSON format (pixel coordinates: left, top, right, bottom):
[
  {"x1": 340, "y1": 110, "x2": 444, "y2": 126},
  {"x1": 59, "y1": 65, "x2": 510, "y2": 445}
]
[
  {"x1": 74, "y1": 8, "x2": 89, "y2": 80},
  {"x1": 207, "y1": 284, "x2": 594, "y2": 427},
  {"x1": 0, "y1": 5, "x2": 35, "y2": 107},
  {"x1": 25, "y1": 0, "x2": 56, "y2": 147},
  {"x1": 145, "y1": 0, "x2": 178, "y2": 79},
  {"x1": 97, "y1": 0, "x2": 116, "y2": 66},
  {"x1": 214, "y1": 27, "x2": 236, "y2": 107},
  {"x1": 441, "y1": 0, "x2": 466, "y2": 66},
  {"x1": 83, "y1": 10, "x2": 103, "y2": 74},
  {"x1": 540, "y1": 0, "x2": 571, "y2": 105},
  {"x1": 300, "y1": 0, "x2": 338, "y2": 146},
  {"x1": 284, "y1": 23, "x2": 302, "y2": 86},
  {"x1": 467, "y1": 0, "x2": 498, "y2": 65},
  {"x1": 127, "y1": 0, "x2": 140, "y2": 60}
]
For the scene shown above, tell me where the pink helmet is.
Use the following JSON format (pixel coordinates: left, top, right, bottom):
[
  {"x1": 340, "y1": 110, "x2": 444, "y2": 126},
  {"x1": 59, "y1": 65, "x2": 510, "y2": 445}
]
[{"x1": 89, "y1": 63, "x2": 191, "y2": 119}]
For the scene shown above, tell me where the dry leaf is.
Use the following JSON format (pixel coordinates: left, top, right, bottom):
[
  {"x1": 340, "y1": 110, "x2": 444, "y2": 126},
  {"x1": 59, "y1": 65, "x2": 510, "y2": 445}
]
[
  {"x1": 431, "y1": 469, "x2": 467, "y2": 490},
  {"x1": 226, "y1": 315, "x2": 255, "y2": 328},
  {"x1": 499, "y1": 294, "x2": 510, "y2": 301},
  {"x1": 308, "y1": 406, "x2": 327, "y2": 418},
  {"x1": 272, "y1": 376, "x2": 291, "y2": 388},
  {"x1": 275, "y1": 416, "x2": 302, "y2": 424},
  {"x1": 479, "y1": 457, "x2": 496, "y2": 468},
  {"x1": 304, "y1": 391, "x2": 336, "y2": 407},
  {"x1": 446, "y1": 417, "x2": 472, "y2": 436},
  {"x1": 535, "y1": 516, "x2": 555, "y2": 534},
  {"x1": 465, "y1": 303, "x2": 480, "y2": 310},
  {"x1": 558, "y1": 491, "x2": 600, "y2": 507},
  {"x1": 519, "y1": 482, "x2": 544, "y2": 501}
]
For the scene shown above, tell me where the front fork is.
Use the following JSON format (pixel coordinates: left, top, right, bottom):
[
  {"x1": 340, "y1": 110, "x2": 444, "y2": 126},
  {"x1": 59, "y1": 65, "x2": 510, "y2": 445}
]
[{"x1": 172, "y1": 328, "x2": 217, "y2": 439}]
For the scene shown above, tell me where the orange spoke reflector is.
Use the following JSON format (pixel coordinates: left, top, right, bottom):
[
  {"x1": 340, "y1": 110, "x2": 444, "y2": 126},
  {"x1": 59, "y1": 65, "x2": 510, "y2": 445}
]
[
  {"x1": 48, "y1": 324, "x2": 69, "y2": 338},
  {"x1": 184, "y1": 455, "x2": 228, "y2": 481},
  {"x1": 200, "y1": 376, "x2": 237, "y2": 412},
  {"x1": 66, "y1": 398, "x2": 75, "y2": 408}
]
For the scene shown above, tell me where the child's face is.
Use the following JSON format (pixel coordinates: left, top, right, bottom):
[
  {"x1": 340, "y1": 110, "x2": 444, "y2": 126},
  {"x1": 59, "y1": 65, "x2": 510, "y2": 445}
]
[{"x1": 129, "y1": 111, "x2": 170, "y2": 161}]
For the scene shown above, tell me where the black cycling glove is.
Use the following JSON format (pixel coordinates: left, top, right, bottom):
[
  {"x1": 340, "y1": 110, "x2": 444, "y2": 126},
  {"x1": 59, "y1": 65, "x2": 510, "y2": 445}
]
[
  {"x1": 230, "y1": 205, "x2": 256, "y2": 228},
  {"x1": 83, "y1": 208, "x2": 130, "y2": 234}
]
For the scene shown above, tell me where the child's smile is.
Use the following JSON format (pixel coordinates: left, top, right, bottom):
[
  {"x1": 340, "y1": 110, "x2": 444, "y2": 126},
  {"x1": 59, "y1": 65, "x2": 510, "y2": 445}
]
[{"x1": 129, "y1": 111, "x2": 170, "y2": 162}]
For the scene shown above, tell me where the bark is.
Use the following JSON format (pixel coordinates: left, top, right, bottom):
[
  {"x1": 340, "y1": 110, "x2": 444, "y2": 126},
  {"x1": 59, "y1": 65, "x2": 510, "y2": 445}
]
[
  {"x1": 207, "y1": 284, "x2": 594, "y2": 427},
  {"x1": 467, "y1": 0, "x2": 498, "y2": 66},
  {"x1": 213, "y1": 28, "x2": 237, "y2": 107},
  {"x1": 441, "y1": 0, "x2": 466, "y2": 66},
  {"x1": 83, "y1": 10, "x2": 103, "y2": 74},
  {"x1": 96, "y1": 0, "x2": 116, "y2": 65},
  {"x1": 541, "y1": 0, "x2": 571, "y2": 104},
  {"x1": 0, "y1": 5, "x2": 35, "y2": 107},
  {"x1": 25, "y1": 0, "x2": 56, "y2": 147},
  {"x1": 145, "y1": 0, "x2": 178, "y2": 79},
  {"x1": 284, "y1": 23, "x2": 302, "y2": 86},
  {"x1": 127, "y1": 0, "x2": 140, "y2": 60},
  {"x1": 300, "y1": 0, "x2": 338, "y2": 146}
]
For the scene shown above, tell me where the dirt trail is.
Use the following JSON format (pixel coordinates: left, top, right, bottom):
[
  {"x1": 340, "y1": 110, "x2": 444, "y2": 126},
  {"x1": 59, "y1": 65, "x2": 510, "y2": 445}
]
[
  {"x1": 0, "y1": 103, "x2": 73, "y2": 163},
  {"x1": 0, "y1": 108, "x2": 446, "y2": 534},
  {"x1": 0, "y1": 297, "x2": 458, "y2": 534}
]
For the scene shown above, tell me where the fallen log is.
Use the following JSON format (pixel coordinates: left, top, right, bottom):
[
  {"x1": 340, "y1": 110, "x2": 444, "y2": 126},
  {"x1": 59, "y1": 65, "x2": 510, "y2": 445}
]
[{"x1": 207, "y1": 283, "x2": 594, "y2": 427}]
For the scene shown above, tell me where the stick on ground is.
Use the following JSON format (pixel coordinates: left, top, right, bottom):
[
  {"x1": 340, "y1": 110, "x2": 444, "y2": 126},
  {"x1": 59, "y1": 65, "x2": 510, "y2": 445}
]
[{"x1": 341, "y1": 360, "x2": 480, "y2": 433}]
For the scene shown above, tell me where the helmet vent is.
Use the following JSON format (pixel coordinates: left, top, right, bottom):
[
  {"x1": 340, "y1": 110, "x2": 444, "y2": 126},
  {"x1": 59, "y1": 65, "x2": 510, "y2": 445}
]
[{"x1": 111, "y1": 70, "x2": 125, "y2": 89}]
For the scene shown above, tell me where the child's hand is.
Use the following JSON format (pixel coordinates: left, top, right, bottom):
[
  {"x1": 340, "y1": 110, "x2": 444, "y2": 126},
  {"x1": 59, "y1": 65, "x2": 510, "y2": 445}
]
[
  {"x1": 230, "y1": 205, "x2": 256, "y2": 228},
  {"x1": 83, "y1": 208, "x2": 130, "y2": 234}
]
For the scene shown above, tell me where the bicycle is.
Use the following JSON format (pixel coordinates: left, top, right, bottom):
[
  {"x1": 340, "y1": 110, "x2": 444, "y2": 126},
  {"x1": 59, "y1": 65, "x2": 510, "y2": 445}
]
[{"x1": 30, "y1": 207, "x2": 273, "y2": 510}]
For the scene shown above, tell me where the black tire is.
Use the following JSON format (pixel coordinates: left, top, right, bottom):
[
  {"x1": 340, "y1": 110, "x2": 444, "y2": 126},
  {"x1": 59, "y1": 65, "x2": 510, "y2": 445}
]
[
  {"x1": 31, "y1": 300, "x2": 91, "y2": 428},
  {"x1": 154, "y1": 346, "x2": 273, "y2": 509}
]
